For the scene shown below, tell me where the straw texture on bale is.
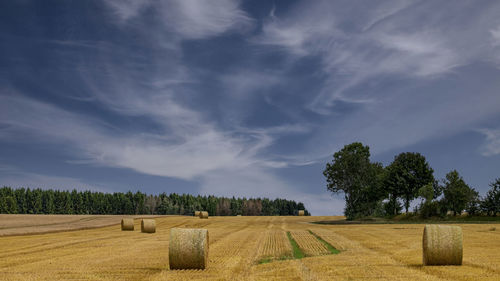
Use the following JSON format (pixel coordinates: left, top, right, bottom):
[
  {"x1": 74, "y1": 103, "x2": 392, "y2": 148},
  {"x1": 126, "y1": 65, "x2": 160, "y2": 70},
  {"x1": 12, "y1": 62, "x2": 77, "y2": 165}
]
[
  {"x1": 141, "y1": 219, "x2": 156, "y2": 233},
  {"x1": 169, "y1": 228, "x2": 209, "y2": 270},
  {"x1": 199, "y1": 211, "x2": 209, "y2": 219},
  {"x1": 298, "y1": 210, "x2": 305, "y2": 216},
  {"x1": 121, "y1": 218, "x2": 134, "y2": 231},
  {"x1": 422, "y1": 224, "x2": 463, "y2": 265},
  {"x1": 194, "y1": 211, "x2": 201, "y2": 217}
]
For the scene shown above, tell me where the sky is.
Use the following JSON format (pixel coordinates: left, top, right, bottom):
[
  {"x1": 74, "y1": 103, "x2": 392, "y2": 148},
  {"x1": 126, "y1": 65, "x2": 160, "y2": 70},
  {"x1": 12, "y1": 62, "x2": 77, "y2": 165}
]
[{"x1": 1, "y1": 0, "x2": 500, "y2": 215}]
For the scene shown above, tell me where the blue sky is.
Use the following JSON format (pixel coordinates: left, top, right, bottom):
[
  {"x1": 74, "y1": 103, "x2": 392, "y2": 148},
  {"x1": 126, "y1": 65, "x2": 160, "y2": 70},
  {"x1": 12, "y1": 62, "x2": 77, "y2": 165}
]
[{"x1": 1, "y1": 0, "x2": 500, "y2": 215}]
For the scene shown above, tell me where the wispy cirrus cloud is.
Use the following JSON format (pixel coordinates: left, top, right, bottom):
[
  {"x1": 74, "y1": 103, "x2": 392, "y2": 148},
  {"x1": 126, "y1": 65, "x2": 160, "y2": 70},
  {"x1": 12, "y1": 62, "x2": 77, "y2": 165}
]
[
  {"x1": 478, "y1": 128, "x2": 500, "y2": 156},
  {"x1": 104, "y1": 0, "x2": 254, "y2": 40},
  {"x1": 249, "y1": 0, "x2": 500, "y2": 162},
  {"x1": 256, "y1": 0, "x2": 500, "y2": 113},
  {"x1": 0, "y1": 94, "x2": 288, "y2": 180}
]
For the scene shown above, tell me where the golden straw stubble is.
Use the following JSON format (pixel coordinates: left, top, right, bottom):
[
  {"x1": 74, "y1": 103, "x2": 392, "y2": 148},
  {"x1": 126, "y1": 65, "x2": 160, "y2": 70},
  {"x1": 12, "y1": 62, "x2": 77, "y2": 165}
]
[
  {"x1": 169, "y1": 228, "x2": 209, "y2": 270},
  {"x1": 141, "y1": 219, "x2": 156, "y2": 233},
  {"x1": 199, "y1": 211, "x2": 209, "y2": 219},
  {"x1": 423, "y1": 224, "x2": 463, "y2": 265},
  {"x1": 121, "y1": 218, "x2": 134, "y2": 231}
]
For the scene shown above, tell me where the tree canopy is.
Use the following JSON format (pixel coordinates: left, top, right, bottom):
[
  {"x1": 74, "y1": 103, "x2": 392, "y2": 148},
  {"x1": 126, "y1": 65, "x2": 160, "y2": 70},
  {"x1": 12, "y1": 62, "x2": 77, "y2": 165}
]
[
  {"x1": 385, "y1": 152, "x2": 434, "y2": 214},
  {"x1": 323, "y1": 142, "x2": 385, "y2": 220},
  {"x1": 0, "y1": 187, "x2": 309, "y2": 216},
  {"x1": 441, "y1": 170, "x2": 478, "y2": 216}
]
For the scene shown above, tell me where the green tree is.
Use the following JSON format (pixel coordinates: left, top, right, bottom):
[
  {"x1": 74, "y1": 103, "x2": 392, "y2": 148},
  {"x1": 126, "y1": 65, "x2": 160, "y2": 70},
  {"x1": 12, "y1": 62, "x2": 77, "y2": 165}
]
[
  {"x1": 32, "y1": 189, "x2": 43, "y2": 214},
  {"x1": 385, "y1": 152, "x2": 434, "y2": 214},
  {"x1": 323, "y1": 142, "x2": 385, "y2": 220},
  {"x1": 465, "y1": 189, "x2": 480, "y2": 216},
  {"x1": 14, "y1": 188, "x2": 27, "y2": 214},
  {"x1": 71, "y1": 190, "x2": 84, "y2": 214},
  {"x1": 481, "y1": 178, "x2": 500, "y2": 216},
  {"x1": 5, "y1": 196, "x2": 18, "y2": 214},
  {"x1": 442, "y1": 170, "x2": 476, "y2": 216}
]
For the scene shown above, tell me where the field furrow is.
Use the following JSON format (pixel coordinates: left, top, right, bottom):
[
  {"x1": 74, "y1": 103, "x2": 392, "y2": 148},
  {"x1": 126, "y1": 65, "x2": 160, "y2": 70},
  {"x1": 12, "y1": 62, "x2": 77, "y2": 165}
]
[{"x1": 290, "y1": 230, "x2": 330, "y2": 256}]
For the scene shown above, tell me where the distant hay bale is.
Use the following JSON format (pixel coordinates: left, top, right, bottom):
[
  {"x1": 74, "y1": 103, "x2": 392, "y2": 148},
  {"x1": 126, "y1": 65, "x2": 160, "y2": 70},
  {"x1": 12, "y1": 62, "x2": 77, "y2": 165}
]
[
  {"x1": 236, "y1": 214, "x2": 241, "y2": 217},
  {"x1": 169, "y1": 228, "x2": 209, "y2": 270},
  {"x1": 121, "y1": 218, "x2": 134, "y2": 231},
  {"x1": 141, "y1": 219, "x2": 156, "y2": 233},
  {"x1": 298, "y1": 210, "x2": 305, "y2": 216},
  {"x1": 194, "y1": 211, "x2": 201, "y2": 217},
  {"x1": 422, "y1": 225, "x2": 462, "y2": 266},
  {"x1": 199, "y1": 211, "x2": 209, "y2": 219}
]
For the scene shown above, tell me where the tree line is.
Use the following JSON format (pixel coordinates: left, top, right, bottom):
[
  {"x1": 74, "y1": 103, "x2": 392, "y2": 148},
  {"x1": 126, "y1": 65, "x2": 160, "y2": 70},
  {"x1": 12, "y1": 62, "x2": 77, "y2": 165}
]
[
  {"x1": 324, "y1": 142, "x2": 500, "y2": 220},
  {"x1": 0, "y1": 187, "x2": 309, "y2": 216}
]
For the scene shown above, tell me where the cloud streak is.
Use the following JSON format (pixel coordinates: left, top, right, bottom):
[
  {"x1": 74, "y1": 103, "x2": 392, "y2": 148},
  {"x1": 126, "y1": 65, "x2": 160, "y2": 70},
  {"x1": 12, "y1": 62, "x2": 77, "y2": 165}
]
[
  {"x1": 256, "y1": 0, "x2": 500, "y2": 113},
  {"x1": 478, "y1": 128, "x2": 500, "y2": 156},
  {"x1": 104, "y1": 0, "x2": 253, "y2": 40}
]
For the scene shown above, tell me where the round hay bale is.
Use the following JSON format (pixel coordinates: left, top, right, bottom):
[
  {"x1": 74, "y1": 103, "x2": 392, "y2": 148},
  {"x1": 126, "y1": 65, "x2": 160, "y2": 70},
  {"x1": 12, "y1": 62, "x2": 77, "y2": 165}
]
[
  {"x1": 199, "y1": 211, "x2": 209, "y2": 219},
  {"x1": 141, "y1": 219, "x2": 156, "y2": 233},
  {"x1": 422, "y1": 224, "x2": 462, "y2": 265},
  {"x1": 298, "y1": 210, "x2": 305, "y2": 216},
  {"x1": 194, "y1": 211, "x2": 201, "y2": 217},
  {"x1": 169, "y1": 228, "x2": 209, "y2": 270},
  {"x1": 121, "y1": 218, "x2": 134, "y2": 231}
]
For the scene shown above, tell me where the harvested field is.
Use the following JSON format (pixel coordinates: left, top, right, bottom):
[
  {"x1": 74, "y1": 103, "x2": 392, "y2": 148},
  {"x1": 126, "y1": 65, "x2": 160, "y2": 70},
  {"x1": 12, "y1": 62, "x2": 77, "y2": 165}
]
[
  {"x1": 0, "y1": 215, "x2": 499, "y2": 280},
  {"x1": 0, "y1": 214, "x2": 161, "y2": 236}
]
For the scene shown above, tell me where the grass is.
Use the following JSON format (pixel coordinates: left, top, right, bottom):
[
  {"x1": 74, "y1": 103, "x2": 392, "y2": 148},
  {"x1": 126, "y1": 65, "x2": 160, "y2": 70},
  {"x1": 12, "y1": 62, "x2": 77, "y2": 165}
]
[
  {"x1": 258, "y1": 254, "x2": 294, "y2": 264},
  {"x1": 287, "y1": 231, "x2": 305, "y2": 259},
  {"x1": 258, "y1": 257, "x2": 272, "y2": 264},
  {"x1": 308, "y1": 230, "x2": 340, "y2": 254}
]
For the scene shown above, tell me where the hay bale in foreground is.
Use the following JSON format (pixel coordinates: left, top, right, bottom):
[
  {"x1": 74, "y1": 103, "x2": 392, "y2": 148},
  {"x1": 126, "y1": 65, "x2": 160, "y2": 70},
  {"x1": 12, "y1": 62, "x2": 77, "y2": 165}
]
[
  {"x1": 199, "y1": 211, "x2": 209, "y2": 219},
  {"x1": 423, "y1": 225, "x2": 462, "y2": 265},
  {"x1": 298, "y1": 210, "x2": 305, "y2": 216},
  {"x1": 121, "y1": 218, "x2": 134, "y2": 231},
  {"x1": 141, "y1": 219, "x2": 156, "y2": 233},
  {"x1": 194, "y1": 211, "x2": 201, "y2": 217},
  {"x1": 169, "y1": 228, "x2": 209, "y2": 270}
]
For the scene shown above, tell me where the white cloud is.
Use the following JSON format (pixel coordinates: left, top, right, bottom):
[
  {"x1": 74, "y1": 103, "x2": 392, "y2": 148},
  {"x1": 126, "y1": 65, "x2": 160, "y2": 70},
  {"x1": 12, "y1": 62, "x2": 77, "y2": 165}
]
[
  {"x1": 478, "y1": 128, "x2": 500, "y2": 156},
  {"x1": 104, "y1": 0, "x2": 151, "y2": 21},
  {"x1": 491, "y1": 26, "x2": 500, "y2": 46},
  {"x1": 256, "y1": 1, "x2": 500, "y2": 113},
  {"x1": 0, "y1": 95, "x2": 274, "y2": 180},
  {"x1": 104, "y1": 0, "x2": 253, "y2": 40}
]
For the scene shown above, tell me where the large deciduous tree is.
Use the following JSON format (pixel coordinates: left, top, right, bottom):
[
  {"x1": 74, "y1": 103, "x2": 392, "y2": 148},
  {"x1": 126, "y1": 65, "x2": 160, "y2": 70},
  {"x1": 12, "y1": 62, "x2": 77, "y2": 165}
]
[
  {"x1": 442, "y1": 170, "x2": 477, "y2": 216},
  {"x1": 385, "y1": 152, "x2": 434, "y2": 214},
  {"x1": 323, "y1": 142, "x2": 385, "y2": 220}
]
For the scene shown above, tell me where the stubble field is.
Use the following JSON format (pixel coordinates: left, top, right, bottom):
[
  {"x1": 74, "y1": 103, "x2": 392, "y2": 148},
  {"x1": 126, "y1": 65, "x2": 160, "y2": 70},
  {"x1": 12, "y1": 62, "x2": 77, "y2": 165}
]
[{"x1": 0, "y1": 215, "x2": 499, "y2": 280}]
